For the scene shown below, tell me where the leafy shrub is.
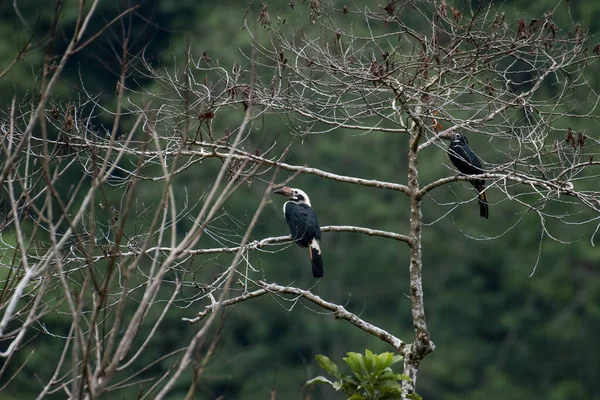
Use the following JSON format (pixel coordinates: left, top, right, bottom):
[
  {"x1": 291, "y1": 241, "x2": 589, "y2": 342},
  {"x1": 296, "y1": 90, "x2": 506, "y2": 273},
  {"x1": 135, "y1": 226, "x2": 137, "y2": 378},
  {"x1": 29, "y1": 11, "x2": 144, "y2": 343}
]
[{"x1": 306, "y1": 349, "x2": 422, "y2": 400}]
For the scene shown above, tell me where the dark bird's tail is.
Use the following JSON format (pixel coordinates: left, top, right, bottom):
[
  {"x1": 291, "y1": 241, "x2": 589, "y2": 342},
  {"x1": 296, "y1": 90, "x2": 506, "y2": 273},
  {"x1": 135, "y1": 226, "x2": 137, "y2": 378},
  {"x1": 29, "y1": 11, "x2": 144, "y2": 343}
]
[
  {"x1": 478, "y1": 190, "x2": 489, "y2": 219},
  {"x1": 309, "y1": 239, "x2": 323, "y2": 278}
]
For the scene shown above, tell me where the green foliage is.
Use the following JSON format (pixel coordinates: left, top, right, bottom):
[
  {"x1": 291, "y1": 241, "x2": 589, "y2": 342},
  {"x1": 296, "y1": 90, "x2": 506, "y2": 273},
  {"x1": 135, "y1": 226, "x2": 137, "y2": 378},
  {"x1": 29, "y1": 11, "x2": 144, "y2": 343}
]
[{"x1": 307, "y1": 350, "x2": 421, "y2": 400}]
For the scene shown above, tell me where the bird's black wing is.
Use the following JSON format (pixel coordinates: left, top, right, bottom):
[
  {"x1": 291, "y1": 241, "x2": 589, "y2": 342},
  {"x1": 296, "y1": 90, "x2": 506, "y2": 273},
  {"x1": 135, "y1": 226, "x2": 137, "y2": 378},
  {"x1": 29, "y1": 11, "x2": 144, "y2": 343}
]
[
  {"x1": 284, "y1": 203, "x2": 321, "y2": 247},
  {"x1": 448, "y1": 140, "x2": 489, "y2": 218},
  {"x1": 448, "y1": 142, "x2": 484, "y2": 176}
]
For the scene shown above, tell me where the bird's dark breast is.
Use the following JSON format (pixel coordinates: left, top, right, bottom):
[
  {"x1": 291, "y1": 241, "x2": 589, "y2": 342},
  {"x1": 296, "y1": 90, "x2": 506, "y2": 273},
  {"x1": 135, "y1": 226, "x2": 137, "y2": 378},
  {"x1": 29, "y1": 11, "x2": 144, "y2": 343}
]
[
  {"x1": 449, "y1": 143, "x2": 483, "y2": 173},
  {"x1": 284, "y1": 202, "x2": 321, "y2": 247},
  {"x1": 449, "y1": 142, "x2": 485, "y2": 188}
]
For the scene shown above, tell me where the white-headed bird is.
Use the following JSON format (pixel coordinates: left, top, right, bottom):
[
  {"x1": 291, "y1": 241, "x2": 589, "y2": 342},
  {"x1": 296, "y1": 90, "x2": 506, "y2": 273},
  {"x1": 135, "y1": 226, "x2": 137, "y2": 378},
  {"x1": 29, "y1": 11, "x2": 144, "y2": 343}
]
[
  {"x1": 273, "y1": 187, "x2": 323, "y2": 277},
  {"x1": 447, "y1": 131, "x2": 489, "y2": 219}
]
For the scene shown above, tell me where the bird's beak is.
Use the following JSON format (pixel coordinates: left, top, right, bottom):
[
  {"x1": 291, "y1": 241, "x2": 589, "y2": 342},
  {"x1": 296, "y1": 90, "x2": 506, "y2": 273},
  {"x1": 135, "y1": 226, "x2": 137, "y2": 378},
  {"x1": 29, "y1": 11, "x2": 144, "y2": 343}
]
[
  {"x1": 273, "y1": 186, "x2": 292, "y2": 198},
  {"x1": 440, "y1": 131, "x2": 455, "y2": 141}
]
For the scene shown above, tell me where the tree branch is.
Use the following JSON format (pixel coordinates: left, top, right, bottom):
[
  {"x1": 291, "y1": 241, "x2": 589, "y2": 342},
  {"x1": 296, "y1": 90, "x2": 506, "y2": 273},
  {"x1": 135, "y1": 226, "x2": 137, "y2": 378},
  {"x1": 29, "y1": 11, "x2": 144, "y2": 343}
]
[
  {"x1": 419, "y1": 172, "x2": 583, "y2": 199},
  {"x1": 182, "y1": 281, "x2": 405, "y2": 351},
  {"x1": 61, "y1": 141, "x2": 412, "y2": 195},
  {"x1": 61, "y1": 225, "x2": 411, "y2": 263}
]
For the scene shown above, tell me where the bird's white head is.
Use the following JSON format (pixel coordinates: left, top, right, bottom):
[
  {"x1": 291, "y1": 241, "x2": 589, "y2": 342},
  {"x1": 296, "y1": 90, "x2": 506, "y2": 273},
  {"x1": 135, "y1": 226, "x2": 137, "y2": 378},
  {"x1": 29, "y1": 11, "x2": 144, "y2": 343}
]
[
  {"x1": 273, "y1": 186, "x2": 311, "y2": 207},
  {"x1": 450, "y1": 131, "x2": 468, "y2": 144}
]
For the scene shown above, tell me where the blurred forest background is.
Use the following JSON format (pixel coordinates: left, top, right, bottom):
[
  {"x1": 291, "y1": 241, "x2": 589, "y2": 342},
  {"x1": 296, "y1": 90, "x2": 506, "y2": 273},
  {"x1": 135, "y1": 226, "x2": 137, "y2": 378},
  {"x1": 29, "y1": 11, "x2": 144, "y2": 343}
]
[{"x1": 0, "y1": 0, "x2": 599, "y2": 399}]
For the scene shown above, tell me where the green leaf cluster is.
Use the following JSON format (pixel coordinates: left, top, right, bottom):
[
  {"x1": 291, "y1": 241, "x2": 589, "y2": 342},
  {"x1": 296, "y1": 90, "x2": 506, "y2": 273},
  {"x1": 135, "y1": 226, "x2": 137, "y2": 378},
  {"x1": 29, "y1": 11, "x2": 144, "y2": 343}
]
[{"x1": 307, "y1": 350, "x2": 421, "y2": 400}]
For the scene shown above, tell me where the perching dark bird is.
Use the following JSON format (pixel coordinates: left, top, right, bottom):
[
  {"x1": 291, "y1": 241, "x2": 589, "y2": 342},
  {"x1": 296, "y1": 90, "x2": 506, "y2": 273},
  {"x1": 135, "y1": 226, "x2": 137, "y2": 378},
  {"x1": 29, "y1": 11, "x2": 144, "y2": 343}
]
[
  {"x1": 273, "y1": 186, "x2": 323, "y2": 278},
  {"x1": 447, "y1": 132, "x2": 489, "y2": 219}
]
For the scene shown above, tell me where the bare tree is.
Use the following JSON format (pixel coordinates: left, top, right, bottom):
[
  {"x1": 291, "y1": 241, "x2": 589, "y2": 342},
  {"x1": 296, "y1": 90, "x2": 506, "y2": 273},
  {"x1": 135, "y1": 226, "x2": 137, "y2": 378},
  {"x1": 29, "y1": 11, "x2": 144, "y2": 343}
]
[
  {"x1": 1, "y1": 0, "x2": 599, "y2": 399},
  {"x1": 172, "y1": 2, "x2": 598, "y2": 396}
]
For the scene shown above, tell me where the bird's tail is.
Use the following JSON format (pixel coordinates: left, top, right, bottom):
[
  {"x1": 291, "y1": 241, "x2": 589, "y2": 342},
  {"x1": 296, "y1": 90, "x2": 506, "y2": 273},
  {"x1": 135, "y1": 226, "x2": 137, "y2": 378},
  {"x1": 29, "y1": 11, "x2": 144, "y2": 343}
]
[
  {"x1": 478, "y1": 190, "x2": 489, "y2": 219},
  {"x1": 309, "y1": 238, "x2": 323, "y2": 278}
]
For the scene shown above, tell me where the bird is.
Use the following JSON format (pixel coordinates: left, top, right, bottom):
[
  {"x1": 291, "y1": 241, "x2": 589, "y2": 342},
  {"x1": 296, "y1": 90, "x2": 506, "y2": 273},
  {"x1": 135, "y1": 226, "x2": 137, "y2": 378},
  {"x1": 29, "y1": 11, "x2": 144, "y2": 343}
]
[
  {"x1": 273, "y1": 186, "x2": 323, "y2": 278},
  {"x1": 447, "y1": 131, "x2": 489, "y2": 219}
]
